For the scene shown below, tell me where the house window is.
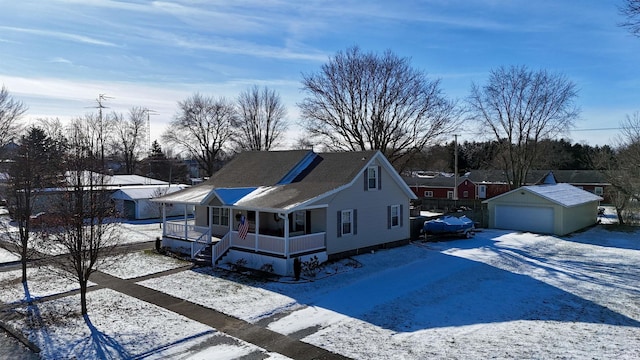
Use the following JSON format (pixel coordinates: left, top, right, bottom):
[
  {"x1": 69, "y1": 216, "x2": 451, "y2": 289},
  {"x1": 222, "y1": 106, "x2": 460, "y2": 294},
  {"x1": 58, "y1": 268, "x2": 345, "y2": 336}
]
[
  {"x1": 595, "y1": 187, "x2": 603, "y2": 196},
  {"x1": 367, "y1": 166, "x2": 378, "y2": 190},
  {"x1": 463, "y1": 191, "x2": 469, "y2": 198},
  {"x1": 390, "y1": 205, "x2": 400, "y2": 228},
  {"x1": 424, "y1": 191, "x2": 433, "y2": 198},
  {"x1": 340, "y1": 209, "x2": 354, "y2": 236},
  {"x1": 212, "y1": 207, "x2": 229, "y2": 226},
  {"x1": 447, "y1": 191, "x2": 454, "y2": 199}
]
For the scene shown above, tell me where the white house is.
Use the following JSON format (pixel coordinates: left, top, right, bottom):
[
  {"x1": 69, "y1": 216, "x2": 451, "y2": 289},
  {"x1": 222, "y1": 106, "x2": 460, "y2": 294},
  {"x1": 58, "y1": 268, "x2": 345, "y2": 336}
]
[
  {"x1": 112, "y1": 185, "x2": 190, "y2": 220},
  {"x1": 483, "y1": 173, "x2": 602, "y2": 236},
  {"x1": 153, "y1": 150, "x2": 417, "y2": 276}
]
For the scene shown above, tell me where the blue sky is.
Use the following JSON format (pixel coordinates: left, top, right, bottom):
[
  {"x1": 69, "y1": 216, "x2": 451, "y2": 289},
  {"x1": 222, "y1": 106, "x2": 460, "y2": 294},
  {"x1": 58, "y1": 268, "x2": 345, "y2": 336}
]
[{"x1": 1, "y1": 0, "x2": 639, "y2": 148}]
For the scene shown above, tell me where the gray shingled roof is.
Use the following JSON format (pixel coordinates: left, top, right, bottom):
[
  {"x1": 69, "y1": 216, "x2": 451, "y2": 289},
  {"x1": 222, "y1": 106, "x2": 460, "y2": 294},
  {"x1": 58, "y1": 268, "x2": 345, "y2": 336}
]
[
  {"x1": 155, "y1": 150, "x2": 382, "y2": 210},
  {"x1": 203, "y1": 150, "x2": 312, "y2": 187}
]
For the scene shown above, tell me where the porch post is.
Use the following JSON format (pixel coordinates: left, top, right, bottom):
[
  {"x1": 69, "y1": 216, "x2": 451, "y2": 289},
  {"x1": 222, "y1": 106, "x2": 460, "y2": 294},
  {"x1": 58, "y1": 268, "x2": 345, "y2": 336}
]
[
  {"x1": 208, "y1": 206, "x2": 213, "y2": 243},
  {"x1": 184, "y1": 206, "x2": 188, "y2": 241},
  {"x1": 283, "y1": 213, "x2": 290, "y2": 258},
  {"x1": 162, "y1": 203, "x2": 166, "y2": 237},
  {"x1": 254, "y1": 210, "x2": 260, "y2": 252}
]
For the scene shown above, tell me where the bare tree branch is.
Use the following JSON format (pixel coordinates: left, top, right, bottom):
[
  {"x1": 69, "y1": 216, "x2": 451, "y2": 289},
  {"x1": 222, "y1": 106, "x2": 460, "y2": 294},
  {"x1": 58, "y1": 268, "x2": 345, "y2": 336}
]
[
  {"x1": 466, "y1": 65, "x2": 579, "y2": 188},
  {"x1": 298, "y1": 46, "x2": 461, "y2": 169},
  {"x1": 0, "y1": 85, "x2": 27, "y2": 155},
  {"x1": 110, "y1": 107, "x2": 147, "y2": 174},
  {"x1": 162, "y1": 94, "x2": 238, "y2": 177},
  {"x1": 620, "y1": 0, "x2": 640, "y2": 37},
  {"x1": 236, "y1": 85, "x2": 288, "y2": 151}
]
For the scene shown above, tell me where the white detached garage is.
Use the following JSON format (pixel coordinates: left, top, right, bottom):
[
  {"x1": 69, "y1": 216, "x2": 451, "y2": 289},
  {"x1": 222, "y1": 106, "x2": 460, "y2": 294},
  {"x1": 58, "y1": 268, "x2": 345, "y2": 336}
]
[{"x1": 484, "y1": 182, "x2": 602, "y2": 236}]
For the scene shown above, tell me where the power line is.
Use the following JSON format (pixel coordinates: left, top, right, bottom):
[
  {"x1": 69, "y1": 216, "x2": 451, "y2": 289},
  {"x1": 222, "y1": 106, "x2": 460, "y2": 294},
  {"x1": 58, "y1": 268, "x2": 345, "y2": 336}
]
[
  {"x1": 455, "y1": 127, "x2": 623, "y2": 136},
  {"x1": 570, "y1": 127, "x2": 622, "y2": 132}
]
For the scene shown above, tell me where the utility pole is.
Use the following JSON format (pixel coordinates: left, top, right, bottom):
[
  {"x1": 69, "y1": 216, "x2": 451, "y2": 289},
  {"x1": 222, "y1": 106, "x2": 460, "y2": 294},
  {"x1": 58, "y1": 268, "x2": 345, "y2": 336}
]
[
  {"x1": 453, "y1": 134, "x2": 459, "y2": 202},
  {"x1": 92, "y1": 94, "x2": 113, "y2": 171},
  {"x1": 142, "y1": 108, "x2": 158, "y2": 156}
]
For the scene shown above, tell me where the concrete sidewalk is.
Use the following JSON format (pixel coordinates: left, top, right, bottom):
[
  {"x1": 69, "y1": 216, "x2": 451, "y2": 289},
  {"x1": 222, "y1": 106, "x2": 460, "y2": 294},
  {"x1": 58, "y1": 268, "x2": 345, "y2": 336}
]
[
  {"x1": 2, "y1": 240, "x2": 350, "y2": 359},
  {"x1": 90, "y1": 270, "x2": 349, "y2": 360}
]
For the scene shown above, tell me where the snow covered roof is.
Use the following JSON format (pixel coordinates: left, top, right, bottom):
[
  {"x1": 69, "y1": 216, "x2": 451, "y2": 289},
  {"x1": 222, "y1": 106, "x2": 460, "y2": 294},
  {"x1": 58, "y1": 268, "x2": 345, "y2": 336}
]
[
  {"x1": 485, "y1": 182, "x2": 602, "y2": 207},
  {"x1": 64, "y1": 171, "x2": 168, "y2": 187},
  {"x1": 154, "y1": 184, "x2": 215, "y2": 204},
  {"x1": 108, "y1": 175, "x2": 168, "y2": 186},
  {"x1": 523, "y1": 183, "x2": 602, "y2": 207},
  {"x1": 111, "y1": 185, "x2": 187, "y2": 201}
]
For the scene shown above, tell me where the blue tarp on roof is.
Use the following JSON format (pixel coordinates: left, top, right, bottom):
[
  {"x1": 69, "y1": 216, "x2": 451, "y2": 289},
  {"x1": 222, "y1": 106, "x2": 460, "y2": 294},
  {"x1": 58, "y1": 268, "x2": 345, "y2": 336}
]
[{"x1": 213, "y1": 187, "x2": 257, "y2": 205}]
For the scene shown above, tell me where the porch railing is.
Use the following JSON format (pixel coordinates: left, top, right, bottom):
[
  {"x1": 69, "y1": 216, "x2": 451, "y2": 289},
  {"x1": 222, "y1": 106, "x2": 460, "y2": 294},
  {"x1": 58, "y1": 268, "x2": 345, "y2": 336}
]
[
  {"x1": 165, "y1": 221, "x2": 210, "y2": 242},
  {"x1": 289, "y1": 232, "x2": 325, "y2": 255},
  {"x1": 211, "y1": 232, "x2": 231, "y2": 264},
  {"x1": 190, "y1": 228, "x2": 213, "y2": 259},
  {"x1": 231, "y1": 231, "x2": 326, "y2": 256},
  {"x1": 165, "y1": 222, "x2": 326, "y2": 258}
]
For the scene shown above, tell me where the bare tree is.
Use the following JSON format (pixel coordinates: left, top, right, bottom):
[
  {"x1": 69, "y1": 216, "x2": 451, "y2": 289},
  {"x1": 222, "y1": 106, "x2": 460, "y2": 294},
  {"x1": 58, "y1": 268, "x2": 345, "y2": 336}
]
[
  {"x1": 235, "y1": 85, "x2": 287, "y2": 151},
  {"x1": 1, "y1": 127, "x2": 65, "y2": 286},
  {"x1": 299, "y1": 46, "x2": 460, "y2": 169},
  {"x1": 162, "y1": 93, "x2": 238, "y2": 176},
  {"x1": 110, "y1": 107, "x2": 147, "y2": 174},
  {"x1": 466, "y1": 65, "x2": 579, "y2": 189},
  {"x1": 36, "y1": 117, "x2": 65, "y2": 140},
  {"x1": 49, "y1": 115, "x2": 120, "y2": 315},
  {"x1": 603, "y1": 112, "x2": 640, "y2": 224},
  {"x1": 0, "y1": 85, "x2": 27, "y2": 155},
  {"x1": 620, "y1": 0, "x2": 640, "y2": 37}
]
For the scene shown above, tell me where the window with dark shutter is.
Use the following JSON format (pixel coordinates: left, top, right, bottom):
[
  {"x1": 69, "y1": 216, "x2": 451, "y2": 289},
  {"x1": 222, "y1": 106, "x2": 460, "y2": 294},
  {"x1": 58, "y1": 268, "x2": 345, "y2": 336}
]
[
  {"x1": 338, "y1": 209, "x2": 355, "y2": 236},
  {"x1": 389, "y1": 204, "x2": 400, "y2": 228}
]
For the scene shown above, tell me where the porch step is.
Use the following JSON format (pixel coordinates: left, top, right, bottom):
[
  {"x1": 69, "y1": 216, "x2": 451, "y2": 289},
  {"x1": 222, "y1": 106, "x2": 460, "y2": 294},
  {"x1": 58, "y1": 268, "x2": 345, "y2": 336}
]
[{"x1": 193, "y1": 245, "x2": 212, "y2": 266}]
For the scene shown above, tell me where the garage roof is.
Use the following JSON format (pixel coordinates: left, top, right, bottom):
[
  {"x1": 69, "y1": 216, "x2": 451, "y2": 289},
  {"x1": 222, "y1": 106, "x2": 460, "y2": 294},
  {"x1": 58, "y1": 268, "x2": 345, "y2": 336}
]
[
  {"x1": 524, "y1": 183, "x2": 602, "y2": 207},
  {"x1": 485, "y1": 183, "x2": 602, "y2": 207}
]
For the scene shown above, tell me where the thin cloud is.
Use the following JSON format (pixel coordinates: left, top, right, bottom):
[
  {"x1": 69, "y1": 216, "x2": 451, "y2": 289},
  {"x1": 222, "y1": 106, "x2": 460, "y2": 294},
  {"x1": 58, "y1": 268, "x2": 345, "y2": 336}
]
[
  {"x1": 49, "y1": 57, "x2": 73, "y2": 65},
  {"x1": 0, "y1": 26, "x2": 116, "y2": 47},
  {"x1": 171, "y1": 35, "x2": 328, "y2": 62}
]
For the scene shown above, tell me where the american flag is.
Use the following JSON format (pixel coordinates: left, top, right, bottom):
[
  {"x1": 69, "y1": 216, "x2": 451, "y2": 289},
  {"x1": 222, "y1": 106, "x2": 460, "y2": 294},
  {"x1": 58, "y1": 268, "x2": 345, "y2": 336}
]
[{"x1": 238, "y1": 215, "x2": 249, "y2": 240}]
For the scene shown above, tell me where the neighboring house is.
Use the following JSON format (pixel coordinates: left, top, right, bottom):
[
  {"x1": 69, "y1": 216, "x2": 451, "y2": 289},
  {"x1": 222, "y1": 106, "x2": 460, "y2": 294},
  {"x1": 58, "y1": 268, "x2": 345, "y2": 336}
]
[
  {"x1": 112, "y1": 185, "x2": 190, "y2": 220},
  {"x1": 483, "y1": 172, "x2": 603, "y2": 236},
  {"x1": 29, "y1": 172, "x2": 174, "y2": 216},
  {"x1": 405, "y1": 169, "x2": 611, "y2": 202},
  {"x1": 404, "y1": 173, "x2": 503, "y2": 200},
  {"x1": 154, "y1": 150, "x2": 417, "y2": 276}
]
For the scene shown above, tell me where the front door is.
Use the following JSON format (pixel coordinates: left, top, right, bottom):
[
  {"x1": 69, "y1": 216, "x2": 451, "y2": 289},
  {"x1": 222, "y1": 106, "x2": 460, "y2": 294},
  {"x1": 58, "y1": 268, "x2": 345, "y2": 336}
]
[{"x1": 478, "y1": 185, "x2": 487, "y2": 199}]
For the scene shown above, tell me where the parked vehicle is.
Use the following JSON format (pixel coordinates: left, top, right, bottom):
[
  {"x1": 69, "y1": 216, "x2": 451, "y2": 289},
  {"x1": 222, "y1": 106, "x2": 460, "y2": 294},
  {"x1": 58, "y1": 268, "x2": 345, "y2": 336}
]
[{"x1": 423, "y1": 215, "x2": 475, "y2": 238}]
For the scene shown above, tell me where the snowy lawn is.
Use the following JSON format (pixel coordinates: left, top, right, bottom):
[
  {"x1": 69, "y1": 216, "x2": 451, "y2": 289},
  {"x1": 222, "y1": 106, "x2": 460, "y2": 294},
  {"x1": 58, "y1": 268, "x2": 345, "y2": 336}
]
[
  {"x1": 0, "y1": 219, "x2": 163, "y2": 260},
  {"x1": 99, "y1": 250, "x2": 190, "y2": 279},
  {"x1": 141, "y1": 225, "x2": 640, "y2": 359},
  {"x1": 0, "y1": 247, "x2": 19, "y2": 263},
  {"x1": 4, "y1": 288, "x2": 288, "y2": 359},
  {"x1": 0, "y1": 265, "x2": 90, "y2": 305},
  {"x1": 117, "y1": 220, "x2": 163, "y2": 245}
]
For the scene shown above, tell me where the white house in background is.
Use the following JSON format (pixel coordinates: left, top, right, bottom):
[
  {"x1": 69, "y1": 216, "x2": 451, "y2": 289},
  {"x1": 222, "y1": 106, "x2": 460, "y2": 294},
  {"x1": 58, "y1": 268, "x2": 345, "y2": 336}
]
[
  {"x1": 483, "y1": 172, "x2": 602, "y2": 236},
  {"x1": 112, "y1": 185, "x2": 191, "y2": 220},
  {"x1": 153, "y1": 150, "x2": 417, "y2": 276}
]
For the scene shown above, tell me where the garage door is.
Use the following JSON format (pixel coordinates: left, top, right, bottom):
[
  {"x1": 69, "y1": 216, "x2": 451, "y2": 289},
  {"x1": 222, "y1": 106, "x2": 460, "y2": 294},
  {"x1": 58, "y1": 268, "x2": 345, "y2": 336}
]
[{"x1": 494, "y1": 205, "x2": 554, "y2": 234}]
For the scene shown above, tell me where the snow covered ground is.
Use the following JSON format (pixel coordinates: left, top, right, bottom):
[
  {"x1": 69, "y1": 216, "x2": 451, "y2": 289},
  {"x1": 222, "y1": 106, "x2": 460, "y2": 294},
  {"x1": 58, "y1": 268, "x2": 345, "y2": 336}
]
[
  {"x1": 0, "y1": 247, "x2": 19, "y2": 263},
  {"x1": 1, "y1": 218, "x2": 639, "y2": 359}
]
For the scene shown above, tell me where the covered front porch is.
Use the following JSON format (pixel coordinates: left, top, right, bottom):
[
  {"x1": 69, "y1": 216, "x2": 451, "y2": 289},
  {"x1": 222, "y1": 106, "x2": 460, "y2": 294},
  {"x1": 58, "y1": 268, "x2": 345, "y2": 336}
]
[{"x1": 161, "y1": 205, "x2": 327, "y2": 270}]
